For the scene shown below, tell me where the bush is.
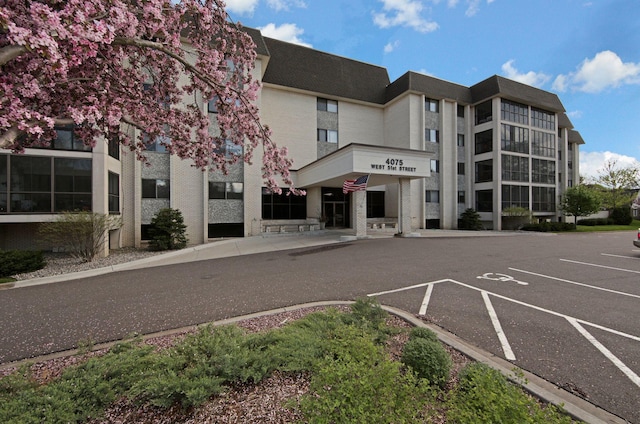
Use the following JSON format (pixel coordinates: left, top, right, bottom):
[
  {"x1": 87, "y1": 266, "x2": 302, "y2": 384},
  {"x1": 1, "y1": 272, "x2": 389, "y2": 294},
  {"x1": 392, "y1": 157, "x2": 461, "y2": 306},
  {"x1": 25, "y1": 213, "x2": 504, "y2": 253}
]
[
  {"x1": 458, "y1": 208, "x2": 483, "y2": 230},
  {"x1": 611, "y1": 206, "x2": 633, "y2": 225},
  {"x1": 520, "y1": 222, "x2": 575, "y2": 232},
  {"x1": 576, "y1": 218, "x2": 613, "y2": 226},
  {"x1": 448, "y1": 363, "x2": 573, "y2": 424},
  {"x1": 401, "y1": 337, "x2": 452, "y2": 388},
  {"x1": 0, "y1": 250, "x2": 45, "y2": 278},
  {"x1": 148, "y1": 208, "x2": 188, "y2": 251},
  {"x1": 409, "y1": 326, "x2": 439, "y2": 343}
]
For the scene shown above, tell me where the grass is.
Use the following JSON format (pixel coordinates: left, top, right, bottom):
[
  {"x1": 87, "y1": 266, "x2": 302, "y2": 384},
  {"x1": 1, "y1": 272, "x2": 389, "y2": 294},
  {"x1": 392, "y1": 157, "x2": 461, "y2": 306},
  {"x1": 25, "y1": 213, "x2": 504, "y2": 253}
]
[
  {"x1": 0, "y1": 299, "x2": 579, "y2": 423},
  {"x1": 575, "y1": 219, "x2": 640, "y2": 232},
  {"x1": 0, "y1": 277, "x2": 16, "y2": 284}
]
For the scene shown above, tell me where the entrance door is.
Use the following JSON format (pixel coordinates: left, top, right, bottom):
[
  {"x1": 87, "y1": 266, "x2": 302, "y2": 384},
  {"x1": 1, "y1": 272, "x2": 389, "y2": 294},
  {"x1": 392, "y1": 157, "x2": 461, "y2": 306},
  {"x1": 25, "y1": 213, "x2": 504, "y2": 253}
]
[{"x1": 324, "y1": 201, "x2": 346, "y2": 228}]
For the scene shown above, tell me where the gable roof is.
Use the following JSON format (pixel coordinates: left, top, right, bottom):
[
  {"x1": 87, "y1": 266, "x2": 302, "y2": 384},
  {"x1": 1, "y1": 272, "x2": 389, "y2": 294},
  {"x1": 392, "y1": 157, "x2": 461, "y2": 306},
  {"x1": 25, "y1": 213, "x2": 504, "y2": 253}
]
[
  {"x1": 470, "y1": 75, "x2": 566, "y2": 112},
  {"x1": 261, "y1": 37, "x2": 390, "y2": 104}
]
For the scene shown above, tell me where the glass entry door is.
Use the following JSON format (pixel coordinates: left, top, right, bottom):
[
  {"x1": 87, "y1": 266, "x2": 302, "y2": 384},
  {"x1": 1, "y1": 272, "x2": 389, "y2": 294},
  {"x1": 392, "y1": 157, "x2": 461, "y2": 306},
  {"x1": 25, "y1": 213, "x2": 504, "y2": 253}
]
[{"x1": 323, "y1": 201, "x2": 346, "y2": 228}]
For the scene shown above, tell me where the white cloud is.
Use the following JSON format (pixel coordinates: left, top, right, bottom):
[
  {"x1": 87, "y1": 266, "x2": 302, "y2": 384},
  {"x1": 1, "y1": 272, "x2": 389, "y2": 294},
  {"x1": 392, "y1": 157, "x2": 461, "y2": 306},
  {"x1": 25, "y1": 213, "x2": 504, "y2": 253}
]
[
  {"x1": 266, "y1": 0, "x2": 307, "y2": 11},
  {"x1": 553, "y1": 50, "x2": 640, "y2": 93},
  {"x1": 224, "y1": 0, "x2": 259, "y2": 15},
  {"x1": 464, "y1": 0, "x2": 494, "y2": 17},
  {"x1": 373, "y1": 0, "x2": 439, "y2": 33},
  {"x1": 501, "y1": 60, "x2": 551, "y2": 88},
  {"x1": 567, "y1": 110, "x2": 583, "y2": 120},
  {"x1": 257, "y1": 23, "x2": 312, "y2": 47},
  {"x1": 579, "y1": 151, "x2": 640, "y2": 182},
  {"x1": 384, "y1": 40, "x2": 400, "y2": 53}
]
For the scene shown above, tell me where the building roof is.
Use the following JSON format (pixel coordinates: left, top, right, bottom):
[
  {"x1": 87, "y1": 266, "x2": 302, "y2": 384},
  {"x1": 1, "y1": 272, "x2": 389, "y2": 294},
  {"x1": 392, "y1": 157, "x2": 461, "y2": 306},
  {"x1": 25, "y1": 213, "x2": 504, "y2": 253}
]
[
  {"x1": 568, "y1": 130, "x2": 585, "y2": 145},
  {"x1": 558, "y1": 112, "x2": 574, "y2": 129},
  {"x1": 470, "y1": 75, "x2": 566, "y2": 112},
  {"x1": 261, "y1": 37, "x2": 390, "y2": 104},
  {"x1": 386, "y1": 72, "x2": 472, "y2": 104}
]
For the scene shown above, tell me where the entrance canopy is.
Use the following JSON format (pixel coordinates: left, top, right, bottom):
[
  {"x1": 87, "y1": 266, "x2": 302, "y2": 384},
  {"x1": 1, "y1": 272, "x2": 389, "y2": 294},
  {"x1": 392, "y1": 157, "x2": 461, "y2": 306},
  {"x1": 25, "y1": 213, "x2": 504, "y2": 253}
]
[{"x1": 294, "y1": 143, "x2": 431, "y2": 188}]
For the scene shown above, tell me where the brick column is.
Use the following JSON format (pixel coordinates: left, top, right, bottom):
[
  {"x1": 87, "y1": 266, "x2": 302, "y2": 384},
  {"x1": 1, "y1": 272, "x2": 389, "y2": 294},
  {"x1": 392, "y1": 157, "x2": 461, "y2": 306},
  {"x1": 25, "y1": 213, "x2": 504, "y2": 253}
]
[{"x1": 352, "y1": 190, "x2": 367, "y2": 238}]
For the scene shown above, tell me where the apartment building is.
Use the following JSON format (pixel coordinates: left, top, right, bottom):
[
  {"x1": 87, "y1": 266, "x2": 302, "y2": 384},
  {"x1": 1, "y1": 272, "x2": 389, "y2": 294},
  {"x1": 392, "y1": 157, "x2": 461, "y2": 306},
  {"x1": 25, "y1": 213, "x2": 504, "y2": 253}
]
[{"x1": 0, "y1": 29, "x2": 583, "y2": 251}]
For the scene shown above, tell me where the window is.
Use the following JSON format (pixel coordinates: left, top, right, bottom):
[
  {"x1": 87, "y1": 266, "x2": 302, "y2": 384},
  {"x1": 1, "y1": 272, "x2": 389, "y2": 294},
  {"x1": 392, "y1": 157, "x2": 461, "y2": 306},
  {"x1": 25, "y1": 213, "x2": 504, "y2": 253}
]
[
  {"x1": 502, "y1": 185, "x2": 529, "y2": 209},
  {"x1": 532, "y1": 186, "x2": 556, "y2": 212},
  {"x1": 51, "y1": 125, "x2": 92, "y2": 151},
  {"x1": 367, "y1": 191, "x2": 385, "y2": 218},
  {"x1": 262, "y1": 187, "x2": 306, "y2": 219},
  {"x1": 215, "y1": 139, "x2": 243, "y2": 157},
  {"x1": 317, "y1": 98, "x2": 338, "y2": 113},
  {"x1": 476, "y1": 189, "x2": 493, "y2": 212},
  {"x1": 54, "y1": 158, "x2": 92, "y2": 211},
  {"x1": 142, "y1": 179, "x2": 170, "y2": 199},
  {"x1": 457, "y1": 134, "x2": 465, "y2": 147},
  {"x1": 209, "y1": 181, "x2": 243, "y2": 200},
  {"x1": 457, "y1": 104, "x2": 465, "y2": 118},
  {"x1": 474, "y1": 130, "x2": 493, "y2": 155},
  {"x1": 426, "y1": 190, "x2": 440, "y2": 203},
  {"x1": 108, "y1": 134, "x2": 120, "y2": 159},
  {"x1": 208, "y1": 96, "x2": 219, "y2": 114},
  {"x1": 318, "y1": 129, "x2": 338, "y2": 143},
  {"x1": 475, "y1": 100, "x2": 492, "y2": 125},
  {"x1": 425, "y1": 98, "x2": 439, "y2": 113},
  {"x1": 531, "y1": 130, "x2": 556, "y2": 157},
  {"x1": 501, "y1": 155, "x2": 529, "y2": 182},
  {"x1": 10, "y1": 156, "x2": 52, "y2": 212},
  {"x1": 532, "y1": 159, "x2": 555, "y2": 184},
  {"x1": 143, "y1": 128, "x2": 170, "y2": 153},
  {"x1": 108, "y1": 172, "x2": 119, "y2": 213},
  {"x1": 475, "y1": 159, "x2": 493, "y2": 183},
  {"x1": 457, "y1": 162, "x2": 465, "y2": 175},
  {"x1": 0, "y1": 155, "x2": 7, "y2": 212},
  {"x1": 426, "y1": 129, "x2": 439, "y2": 143},
  {"x1": 501, "y1": 124, "x2": 529, "y2": 154},
  {"x1": 430, "y1": 159, "x2": 440, "y2": 173},
  {"x1": 531, "y1": 107, "x2": 555, "y2": 130},
  {"x1": 457, "y1": 190, "x2": 466, "y2": 204},
  {"x1": 501, "y1": 100, "x2": 529, "y2": 125}
]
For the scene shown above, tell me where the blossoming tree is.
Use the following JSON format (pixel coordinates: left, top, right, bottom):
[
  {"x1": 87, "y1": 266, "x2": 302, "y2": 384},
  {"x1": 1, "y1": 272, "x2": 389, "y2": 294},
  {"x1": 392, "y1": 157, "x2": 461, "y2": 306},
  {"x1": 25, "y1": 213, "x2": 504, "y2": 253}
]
[{"x1": 0, "y1": 0, "x2": 299, "y2": 193}]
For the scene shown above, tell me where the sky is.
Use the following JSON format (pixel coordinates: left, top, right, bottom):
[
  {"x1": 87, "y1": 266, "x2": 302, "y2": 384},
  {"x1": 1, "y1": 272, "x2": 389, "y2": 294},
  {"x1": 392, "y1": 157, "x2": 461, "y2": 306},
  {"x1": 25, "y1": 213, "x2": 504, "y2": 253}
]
[{"x1": 223, "y1": 0, "x2": 640, "y2": 182}]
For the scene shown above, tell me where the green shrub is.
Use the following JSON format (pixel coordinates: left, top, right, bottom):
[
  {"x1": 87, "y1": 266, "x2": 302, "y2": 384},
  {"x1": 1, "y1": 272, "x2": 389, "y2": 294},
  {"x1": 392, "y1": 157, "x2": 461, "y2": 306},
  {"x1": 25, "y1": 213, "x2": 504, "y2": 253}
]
[
  {"x1": 448, "y1": 363, "x2": 573, "y2": 424},
  {"x1": 148, "y1": 208, "x2": 188, "y2": 251},
  {"x1": 0, "y1": 250, "x2": 45, "y2": 278},
  {"x1": 576, "y1": 218, "x2": 613, "y2": 226},
  {"x1": 409, "y1": 326, "x2": 439, "y2": 343},
  {"x1": 520, "y1": 222, "x2": 575, "y2": 232},
  {"x1": 611, "y1": 206, "x2": 633, "y2": 225},
  {"x1": 298, "y1": 327, "x2": 434, "y2": 423},
  {"x1": 401, "y1": 337, "x2": 452, "y2": 388},
  {"x1": 458, "y1": 208, "x2": 483, "y2": 230}
]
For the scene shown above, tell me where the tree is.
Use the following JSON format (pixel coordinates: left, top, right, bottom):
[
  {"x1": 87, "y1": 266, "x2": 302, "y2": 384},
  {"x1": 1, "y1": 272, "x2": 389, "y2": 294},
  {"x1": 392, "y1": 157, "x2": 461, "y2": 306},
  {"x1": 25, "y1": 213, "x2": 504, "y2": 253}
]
[
  {"x1": 1, "y1": 0, "x2": 299, "y2": 193},
  {"x1": 148, "y1": 208, "x2": 188, "y2": 251},
  {"x1": 459, "y1": 208, "x2": 483, "y2": 231},
  {"x1": 594, "y1": 159, "x2": 640, "y2": 210},
  {"x1": 559, "y1": 185, "x2": 602, "y2": 223}
]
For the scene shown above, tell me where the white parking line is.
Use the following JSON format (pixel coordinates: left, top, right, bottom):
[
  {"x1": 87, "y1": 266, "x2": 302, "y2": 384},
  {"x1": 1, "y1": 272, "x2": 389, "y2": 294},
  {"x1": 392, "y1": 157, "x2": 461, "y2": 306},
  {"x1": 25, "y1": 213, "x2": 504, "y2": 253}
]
[
  {"x1": 560, "y1": 259, "x2": 640, "y2": 274},
  {"x1": 567, "y1": 317, "x2": 640, "y2": 388},
  {"x1": 602, "y1": 253, "x2": 640, "y2": 260},
  {"x1": 509, "y1": 267, "x2": 640, "y2": 300},
  {"x1": 418, "y1": 283, "x2": 434, "y2": 316},
  {"x1": 482, "y1": 291, "x2": 516, "y2": 361}
]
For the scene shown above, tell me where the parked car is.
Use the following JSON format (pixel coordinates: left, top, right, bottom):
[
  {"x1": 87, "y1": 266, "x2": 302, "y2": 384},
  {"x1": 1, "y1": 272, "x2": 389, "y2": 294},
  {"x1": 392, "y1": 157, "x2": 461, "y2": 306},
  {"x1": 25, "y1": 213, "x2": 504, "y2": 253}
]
[{"x1": 635, "y1": 229, "x2": 640, "y2": 248}]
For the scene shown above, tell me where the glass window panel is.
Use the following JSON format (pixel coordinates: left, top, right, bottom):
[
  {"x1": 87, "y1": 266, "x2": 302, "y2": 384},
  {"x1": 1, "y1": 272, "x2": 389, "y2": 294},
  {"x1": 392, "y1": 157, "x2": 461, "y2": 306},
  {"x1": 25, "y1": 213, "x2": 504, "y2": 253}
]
[
  {"x1": 142, "y1": 179, "x2": 156, "y2": 198},
  {"x1": 227, "y1": 182, "x2": 243, "y2": 200},
  {"x1": 209, "y1": 182, "x2": 225, "y2": 199},
  {"x1": 11, "y1": 193, "x2": 51, "y2": 212},
  {"x1": 327, "y1": 130, "x2": 338, "y2": 143},
  {"x1": 156, "y1": 179, "x2": 170, "y2": 198},
  {"x1": 11, "y1": 156, "x2": 51, "y2": 191}
]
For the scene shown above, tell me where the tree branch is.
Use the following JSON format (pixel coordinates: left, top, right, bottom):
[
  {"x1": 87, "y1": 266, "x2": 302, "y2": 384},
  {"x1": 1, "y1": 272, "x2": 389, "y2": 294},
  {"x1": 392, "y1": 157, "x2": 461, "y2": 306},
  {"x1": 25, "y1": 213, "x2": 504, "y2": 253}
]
[{"x1": 0, "y1": 44, "x2": 28, "y2": 67}]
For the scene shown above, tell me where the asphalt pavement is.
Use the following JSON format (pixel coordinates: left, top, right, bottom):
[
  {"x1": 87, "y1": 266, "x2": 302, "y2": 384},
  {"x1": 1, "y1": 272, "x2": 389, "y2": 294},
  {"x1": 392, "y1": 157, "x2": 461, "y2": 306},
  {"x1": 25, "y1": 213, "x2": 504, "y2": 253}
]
[{"x1": 1, "y1": 228, "x2": 630, "y2": 424}]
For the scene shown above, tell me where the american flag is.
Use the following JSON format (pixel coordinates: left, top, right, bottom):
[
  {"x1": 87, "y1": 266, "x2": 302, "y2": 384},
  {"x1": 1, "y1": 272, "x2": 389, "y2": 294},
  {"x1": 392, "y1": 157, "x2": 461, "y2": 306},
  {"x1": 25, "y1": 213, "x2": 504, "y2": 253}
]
[{"x1": 343, "y1": 175, "x2": 369, "y2": 194}]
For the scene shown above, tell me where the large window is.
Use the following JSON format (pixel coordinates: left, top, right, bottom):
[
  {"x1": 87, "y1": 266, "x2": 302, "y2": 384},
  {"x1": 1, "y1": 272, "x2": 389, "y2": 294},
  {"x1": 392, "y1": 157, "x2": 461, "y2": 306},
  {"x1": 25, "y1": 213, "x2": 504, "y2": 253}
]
[
  {"x1": 501, "y1": 100, "x2": 528, "y2": 125},
  {"x1": 425, "y1": 129, "x2": 439, "y2": 143},
  {"x1": 501, "y1": 124, "x2": 529, "y2": 153},
  {"x1": 425, "y1": 98, "x2": 439, "y2": 113},
  {"x1": 317, "y1": 98, "x2": 338, "y2": 113},
  {"x1": 108, "y1": 172, "x2": 119, "y2": 213},
  {"x1": 475, "y1": 100, "x2": 492, "y2": 125},
  {"x1": 531, "y1": 131, "x2": 556, "y2": 158},
  {"x1": 532, "y1": 186, "x2": 556, "y2": 212},
  {"x1": 317, "y1": 129, "x2": 338, "y2": 143},
  {"x1": 54, "y1": 158, "x2": 92, "y2": 211},
  {"x1": 4, "y1": 156, "x2": 92, "y2": 213},
  {"x1": 262, "y1": 188, "x2": 306, "y2": 219},
  {"x1": 474, "y1": 130, "x2": 492, "y2": 154},
  {"x1": 142, "y1": 179, "x2": 170, "y2": 198},
  {"x1": 209, "y1": 182, "x2": 243, "y2": 200},
  {"x1": 502, "y1": 185, "x2": 529, "y2": 209},
  {"x1": 476, "y1": 189, "x2": 493, "y2": 212},
  {"x1": 502, "y1": 154, "x2": 529, "y2": 182},
  {"x1": 532, "y1": 159, "x2": 555, "y2": 184},
  {"x1": 367, "y1": 191, "x2": 385, "y2": 218},
  {"x1": 215, "y1": 139, "x2": 243, "y2": 157},
  {"x1": 430, "y1": 159, "x2": 439, "y2": 173},
  {"x1": 475, "y1": 159, "x2": 493, "y2": 183},
  {"x1": 426, "y1": 190, "x2": 440, "y2": 203},
  {"x1": 532, "y1": 107, "x2": 555, "y2": 130}
]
